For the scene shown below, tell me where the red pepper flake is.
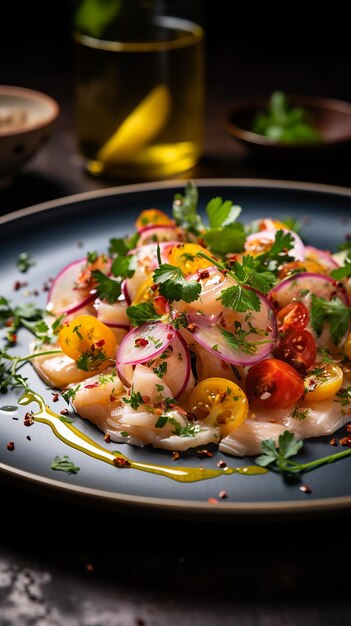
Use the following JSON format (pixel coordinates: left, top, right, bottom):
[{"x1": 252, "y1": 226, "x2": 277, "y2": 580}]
[
  {"x1": 94, "y1": 339, "x2": 105, "y2": 348},
  {"x1": 151, "y1": 283, "x2": 159, "y2": 292},
  {"x1": 207, "y1": 497, "x2": 218, "y2": 505},
  {"x1": 13, "y1": 280, "x2": 28, "y2": 291},
  {"x1": 217, "y1": 459, "x2": 227, "y2": 468},
  {"x1": 104, "y1": 434, "x2": 111, "y2": 443},
  {"x1": 299, "y1": 484, "x2": 312, "y2": 494},
  {"x1": 172, "y1": 451, "x2": 180, "y2": 461},
  {"x1": 167, "y1": 332, "x2": 173, "y2": 340},
  {"x1": 84, "y1": 382, "x2": 99, "y2": 389},
  {"x1": 135, "y1": 337, "x2": 149, "y2": 348},
  {"x1": 339, "y1": 436, "x2": 351, "y2": 447},
  {"x1": 329, "y1": 438, "x2": 338, "y2": 446},
  {"x1": 52, "y1": 392, "x2": 60, "y2": 402},
  {"x1": 197, "y1": 449, "x2": 213, "y2": 458},
  {"x1": 197, "y1": 269, "x2": 210, "y2": 280},
  {"x1": 113, "y1": 457, "x2": 131, "y2": 468},
  {"x1": 60, "y1": 408, "x2": 69, "y2": 416},
  {"x1": 24, "y1": 412, "x2": 34, "y2": 426},
  {"x1": 7, "y1": 441, "x2": 15, "y2": 451},
  {"x1": 218, "y1": 490, "x2": 228, "y2": 499}
]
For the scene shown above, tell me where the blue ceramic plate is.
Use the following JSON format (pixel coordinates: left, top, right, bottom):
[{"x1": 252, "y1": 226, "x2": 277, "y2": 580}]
[{"x1": 1, "y1": 178, "x2": 351, "y2": 518}]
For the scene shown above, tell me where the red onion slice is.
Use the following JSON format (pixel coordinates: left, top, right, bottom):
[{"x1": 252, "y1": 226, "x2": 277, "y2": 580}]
[
  {"x1": 192, "y1": 291, "x2": 277, "y2": 366},
  {"x1": 117, "y1": 321, "x2": 175, "y2": 366},
  {"x1": 304, "y1": 245, "x2": 339, "y2": 269},
  {"x1": 269, "y1": 272, "x2": 350, "y2": 308},
  {"x1": 47, "y1": 258, "x2": 96, "y2": 315},
  {"x1": 245, "y1": 228, "x2": 305, "y2": 261}
]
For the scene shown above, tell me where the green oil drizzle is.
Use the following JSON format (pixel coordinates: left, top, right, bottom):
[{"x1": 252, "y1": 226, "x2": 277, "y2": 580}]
[{"x1": 18, "y1": 390, "x2": 267, "y2": 483}]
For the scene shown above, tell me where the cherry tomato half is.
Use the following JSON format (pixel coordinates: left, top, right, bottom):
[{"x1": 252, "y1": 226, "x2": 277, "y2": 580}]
[
  {"x1": 273, "y1": 329, "x2": 317, "y2": 374},
  {"x1": 303, "y1": 363, "x2": 343, "y2": 402},
  {"x1": 167, "y1": 243, "x2": 214, "y2": 276},
  {"x1": 188, "y1": 377, "x2": 249, "y2": 436},
  {"x1": 278, "y1": 259, "x2": 328, "y2": 279},
  {"x1": 276, "y1": 302, "x2": 309, "y2": 333},
  {"x1": 59, "y1": 314, "x2": 117, "y2": 372},
  {"x1": 245, "y1": 358, "x2": 305, "y2": 409},
  {"x1": 135, "y1": 209, "x2": 174, "y2": 230}
]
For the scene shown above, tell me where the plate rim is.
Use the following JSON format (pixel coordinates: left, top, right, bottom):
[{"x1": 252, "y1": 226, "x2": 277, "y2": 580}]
[
  {"x1": 2, "y1": 176, "x2": 351, "y2": 517},
  {"x1": 2, "y1": 177, "x2": 351, "y2": 227}
]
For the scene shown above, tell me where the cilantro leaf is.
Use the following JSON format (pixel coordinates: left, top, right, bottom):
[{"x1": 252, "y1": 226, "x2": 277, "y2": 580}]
[
  {"x1": 205, "y1": 197, "x2": 242, "y2": 228},
  {"x1": 91, "y1": 270, "x2": 121, "y2": 304},
  {"x1": 172, "y1": 181, "x2": 204, "y2": 235},
  {"x1": 203, "y1": 223, "x2": 246, "y2": 255},
  {"x1": 220, "y1": 327, "x2": 258, "y2": 355},
  {"x1": 126, "y1": 302, "x2": 161, "y2": 326},
  {"x1": 330, "y1": 261, "x2": 351, "y2": 280},
  {"x1": 111, "y1": 255, "x2": 135, "y2": 279},
  {"x1": 219, "y1": 284, "x2": 261, "y2": 313},
  {"x1": 310, "y1": 295, "x2": 351, "y2": 344},
  {"x1": 153, "y1": 264, "x2": 201, "y2": 303},
  {"x1": 51, "y1": 455, "x2": 80, "y2": 474}
]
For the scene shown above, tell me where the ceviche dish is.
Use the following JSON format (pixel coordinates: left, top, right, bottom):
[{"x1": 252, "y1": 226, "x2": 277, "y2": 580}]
[{"x1": 2, "y1": 182, "x2": 351, "y2": 482}]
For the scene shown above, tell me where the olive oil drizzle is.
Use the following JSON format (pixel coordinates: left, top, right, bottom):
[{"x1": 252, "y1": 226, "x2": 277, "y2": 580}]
[{"x1": 19, "y1": 390, "x2": 267, "y2": 482}]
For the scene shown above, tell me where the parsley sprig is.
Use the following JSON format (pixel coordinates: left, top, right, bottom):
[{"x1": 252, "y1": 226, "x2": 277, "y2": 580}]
[
  {"x1": 152, "y1": 245, "x2": 201, "y2": 303},
  {"x1": 310, "y1": 295, "x2": 351, "y2": 344},
  {"x1": 256, "y1": 430, "x2": 351, "y2": 474}
]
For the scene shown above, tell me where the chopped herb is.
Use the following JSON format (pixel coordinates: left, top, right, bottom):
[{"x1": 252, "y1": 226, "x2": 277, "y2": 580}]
[
  {"x1": 86, "y1": 250, "x2": 99, "y2": 263},
  {"x1": 336, "y1": 386, "x2": 351, "y2": 406},
  {"x1": 291, "y1": 407, "x2": 309, "y2": 421},
  {"x1": 120, "y1": 431, "x2": 129, "y2": 437},
  {"x1": 220, "y1": 327, "x2": 258, "y2": 355},
  {"x1": 205, "y1": 196, "x2": 242, "y2": 229},
  {"x1": 155, "y1": 413, "x2": 201, "y2": 437},
  {"x1": 111, "y1": 255, "x2": 136, "y2": 279},
  {"x1": 61, "y1": 384, "x2": 81, "y2": 404},
  {"x1": 17, "y1": 252, "x2": 35, "y2": 273},
  {"x1": 152, "y1": 362, "x2": 168, "y2": 378},
  {"x1": 51, "y1": 455, "x2": 80, "y2": 474},
  {"x1": 122, "y1": 387, "x2": 144, "y2": 410},
  {"x1": 203, "y1": 223, "x2": 246, "y2": 256},
  {"x1": 330, "y1": 261, "x2": 351, "y2": 280},
  {"x1": 76, "y1": 348, "x2": 109, "y2": 371},
  {"x1": 155, "y1": 384, "x2": 164, "y2": 391}
]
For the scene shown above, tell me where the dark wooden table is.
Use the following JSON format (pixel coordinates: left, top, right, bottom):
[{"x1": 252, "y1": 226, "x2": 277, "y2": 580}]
[{"x1": 1, "y1": 7, "x2": 351, "y2": 624}]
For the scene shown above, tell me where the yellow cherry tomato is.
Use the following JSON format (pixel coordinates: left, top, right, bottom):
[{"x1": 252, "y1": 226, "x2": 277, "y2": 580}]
[
  {"x1": 188, "y1": 377, "x2": 249, "y2": 436},
  {"x1": 278, "y1": 259, "x2": 327, "y2": 279},
  {"x1": 167, "y1": 243, "x2": 214, "y2": 277},
  {"x1": 343, "y1": 331, "x2": 351, "y2": 360},
  {"x1": 135, "y1": 208, "x2": 174, "y2": 230},
  {"x1": 58, "y1": 314, "x2": 117, "y2": 372},
  {"x1": 258, "y1": 218, "x2": 287, "y2": 231},
  {"x1": 132, "y1": 274, "x2": 155, "y2": 305},
  {"x1": 303, "y1": 363, "x2": 343, "y2": 402}
]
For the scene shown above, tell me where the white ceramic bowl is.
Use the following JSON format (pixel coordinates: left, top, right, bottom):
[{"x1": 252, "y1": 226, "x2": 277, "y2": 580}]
[{"x1": 0, "y1": 85, "x2": 59, "y2": 186}]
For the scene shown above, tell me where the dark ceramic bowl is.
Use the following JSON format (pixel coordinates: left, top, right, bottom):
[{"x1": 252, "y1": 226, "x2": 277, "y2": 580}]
[{"x1": 225, "y1": 95, "x2": 351, "y2": 160}]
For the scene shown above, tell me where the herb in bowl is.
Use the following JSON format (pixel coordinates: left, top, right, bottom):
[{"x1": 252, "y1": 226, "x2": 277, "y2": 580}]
[{"x1": 252, "y1": 91, "x2": 322, "y2": 144}]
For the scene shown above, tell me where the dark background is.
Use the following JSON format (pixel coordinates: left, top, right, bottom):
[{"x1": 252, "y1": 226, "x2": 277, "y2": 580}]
[
  {"x1": 1, "y1": 1, "x2": 351, "y2": 214},
  {"x1": 1, "y1": 4, "x2": 351, "y2": 625}
]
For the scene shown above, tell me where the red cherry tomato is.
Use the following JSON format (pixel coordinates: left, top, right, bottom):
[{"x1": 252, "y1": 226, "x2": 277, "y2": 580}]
[
  {"x1": 273, "y1": 329, "x2": 317, "y2": 374},
  {"x1": 276, "y1": 302, "x2": 309, "y2": 333},
  {"x1": 245, "y1": 358, "x2": 305, "y2": 409}
]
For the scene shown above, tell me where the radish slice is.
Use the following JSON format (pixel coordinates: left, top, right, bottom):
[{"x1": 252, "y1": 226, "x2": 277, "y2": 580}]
[
  {"x1": 245, "y1": 228, "x2": 305, "y2": 261},
  {"x1": 117, "y1": 321, "x2": 175, "y2": 366},
  {"x1": 304, "y1": 245, "x2": 339, "y2": 269},
  {"x1": 137, "y1": 225, "x2": 182, "y2": 246},
  {"x1": 269, "y1": 272, "x2": 350, "y2": 309},
  {"x1": 116, "y1": 326, "x2": 190, "y2": 398},
  {"x1": 47, "y1": 258, "x2": 96, "y2": 315},
  {"x1": 192, "y1": 291, "x2": 277, "y2": 366}
]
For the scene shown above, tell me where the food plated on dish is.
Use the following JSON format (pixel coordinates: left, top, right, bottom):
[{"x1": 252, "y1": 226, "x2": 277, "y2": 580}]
[{"x1": 2, "y1": 181, "x2": 351, "y2": 488}]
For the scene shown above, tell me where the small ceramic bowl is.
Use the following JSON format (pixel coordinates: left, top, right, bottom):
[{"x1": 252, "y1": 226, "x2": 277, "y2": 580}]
[
  {"x1": 0, "y1": 85, "x2": 59, "y2": 187},
  {"x1": 225, "y1": 95, "x2": 351, "y2": 160}
]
